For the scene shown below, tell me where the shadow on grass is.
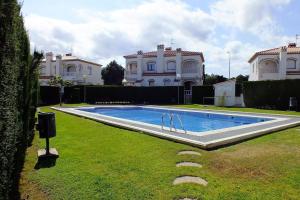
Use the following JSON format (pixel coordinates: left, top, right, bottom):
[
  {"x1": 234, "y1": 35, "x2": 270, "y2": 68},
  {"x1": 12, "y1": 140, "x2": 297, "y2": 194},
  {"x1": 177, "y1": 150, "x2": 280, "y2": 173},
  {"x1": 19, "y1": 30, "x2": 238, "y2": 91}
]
[{"x1": 34, "y1": 157, "x2": 57, "y2": 170}]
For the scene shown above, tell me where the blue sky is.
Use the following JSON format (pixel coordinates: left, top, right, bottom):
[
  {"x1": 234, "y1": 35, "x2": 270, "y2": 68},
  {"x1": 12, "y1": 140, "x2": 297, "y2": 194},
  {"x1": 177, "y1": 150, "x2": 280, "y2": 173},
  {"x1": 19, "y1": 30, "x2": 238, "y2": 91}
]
[{"x1": 22, "y1": 0, "x2": 300, "y2": 76}]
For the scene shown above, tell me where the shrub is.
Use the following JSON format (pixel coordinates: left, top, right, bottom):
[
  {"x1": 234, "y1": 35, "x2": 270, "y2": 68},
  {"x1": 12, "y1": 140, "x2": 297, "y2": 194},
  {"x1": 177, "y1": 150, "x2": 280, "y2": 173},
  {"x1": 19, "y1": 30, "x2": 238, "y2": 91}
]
[
  {"x1": 192, "y1": 86, "x2": 214, "y2": 104},
  {"x1": 0, "y1": 1, "x2": 42, "y2": 198},
  {"x1": 243, "y1": 79, "x2": 300, "y2": 110}
]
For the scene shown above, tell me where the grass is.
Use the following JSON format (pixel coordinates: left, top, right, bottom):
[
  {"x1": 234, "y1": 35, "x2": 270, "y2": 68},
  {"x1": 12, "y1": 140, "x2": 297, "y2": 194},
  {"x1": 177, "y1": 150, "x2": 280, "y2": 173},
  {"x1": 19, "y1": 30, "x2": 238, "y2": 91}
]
[{"x1": 20, "y1": 105, "x2": 300, "y2": 200}]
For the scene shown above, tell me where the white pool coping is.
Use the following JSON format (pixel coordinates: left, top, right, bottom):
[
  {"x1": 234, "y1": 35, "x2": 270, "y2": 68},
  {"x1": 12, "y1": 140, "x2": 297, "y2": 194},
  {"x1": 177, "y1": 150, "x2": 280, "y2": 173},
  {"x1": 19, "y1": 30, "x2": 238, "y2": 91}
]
[{"x1": 51, "y1": 105, "x2": 300, "y2": 149}]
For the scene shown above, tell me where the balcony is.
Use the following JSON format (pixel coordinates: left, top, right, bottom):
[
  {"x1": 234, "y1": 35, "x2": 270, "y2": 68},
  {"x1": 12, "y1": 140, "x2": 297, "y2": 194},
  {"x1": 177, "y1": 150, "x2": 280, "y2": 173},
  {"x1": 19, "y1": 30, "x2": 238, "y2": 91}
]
[
  {"x1": 260, "y1": 72, "x2": 280, "y2": 80},
  {"x1": 125, "y1": 71, "x2": 138, "y2": 79}
]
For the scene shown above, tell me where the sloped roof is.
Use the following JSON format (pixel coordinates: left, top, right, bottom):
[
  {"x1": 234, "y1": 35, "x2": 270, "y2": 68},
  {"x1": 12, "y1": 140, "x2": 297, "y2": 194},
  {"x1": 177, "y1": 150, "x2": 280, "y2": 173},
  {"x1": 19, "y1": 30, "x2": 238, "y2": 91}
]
[
  {"x1": 41, "y1": 55, "x2": 102, "y2": 67},
  {"x1": 124, "y1": 50, "x2": 205, "y2": 62},
  {"x1": 248, "y1": 46, "x2": 300, "y2": 63}
]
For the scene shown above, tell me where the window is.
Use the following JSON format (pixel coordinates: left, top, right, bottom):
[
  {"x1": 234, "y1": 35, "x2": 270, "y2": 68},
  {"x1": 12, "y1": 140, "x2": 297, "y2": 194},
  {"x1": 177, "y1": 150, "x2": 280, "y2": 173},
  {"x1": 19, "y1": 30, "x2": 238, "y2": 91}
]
[
  {"x1": 147, "y1": 62, "x2": 156, "y2": 71},
  {"x1": 164, "y1": 79, "x2": 171, "y2": 86},
  {"x1": 129, "y1": 63, "x2": 137, "y2": 74},
  {"x1": 67, "y1": 65, "x2": 76, "y2": 72},
  {"x1": 182, "y1": 60, "x2": 197, "y2": 73},
  {"x1": 148, "y1": 79, "x2": 155, "y2": 86},
  {"x1": 88, "y1": 66, "x2": 92, "y2": 75},
  {"x1": 167, "y1": 61, "x2": 176, "y2": 71},
  {"x1": 287, "y1": 58, "x2": 296, "y2": 69}
]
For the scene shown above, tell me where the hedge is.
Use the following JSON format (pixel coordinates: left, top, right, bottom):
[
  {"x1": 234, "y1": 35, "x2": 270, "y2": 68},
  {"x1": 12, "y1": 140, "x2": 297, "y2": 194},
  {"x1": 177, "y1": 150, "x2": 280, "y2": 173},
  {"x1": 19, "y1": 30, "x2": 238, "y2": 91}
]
[
  {"x1": 192, "y1": 86, "x2": 214, "y2": 104},
  {"x1": 243, "y1": 79, "x2": 300, "y2": 110},
  {"x1": 39, "y1": 86, "x2": 60, "y2": 105},
  {"x1": 85, "y1": 86, "x2": 184, "y2": 104},
  {"x1": 0, "y1": 1, "x2": 42, "y2": 199},
  {"x1": 39, "y1": 85, "x2": 217, "y2": 105}
]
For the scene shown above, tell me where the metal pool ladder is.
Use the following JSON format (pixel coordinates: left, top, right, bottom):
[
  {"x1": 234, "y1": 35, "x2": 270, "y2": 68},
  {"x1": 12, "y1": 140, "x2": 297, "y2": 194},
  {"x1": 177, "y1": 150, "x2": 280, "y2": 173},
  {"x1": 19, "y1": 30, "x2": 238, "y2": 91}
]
[{"x1": 161, "y1": 112, "x2": 186, "y2": 134}]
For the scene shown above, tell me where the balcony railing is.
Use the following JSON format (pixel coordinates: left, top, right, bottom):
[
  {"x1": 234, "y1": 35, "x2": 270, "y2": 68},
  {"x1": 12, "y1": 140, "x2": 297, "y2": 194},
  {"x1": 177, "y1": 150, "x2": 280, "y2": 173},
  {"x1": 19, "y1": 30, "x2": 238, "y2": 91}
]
[
  {"x1": 182, "y1": 67, "x2": 197, "y2": 74},
  {"x1": 126, "y1": 71, "x2": 137, "y2": 75}
]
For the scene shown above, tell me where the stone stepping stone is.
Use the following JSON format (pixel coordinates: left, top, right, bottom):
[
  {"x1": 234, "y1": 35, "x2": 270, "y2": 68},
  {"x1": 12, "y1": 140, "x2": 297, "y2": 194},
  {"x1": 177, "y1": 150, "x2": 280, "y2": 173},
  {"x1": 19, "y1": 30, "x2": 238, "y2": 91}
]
[
  {"x1": 177, "y1": 151, "x2": 201, "y2": 156},
  {"x1": 173, "y1": 176, "x2": 208, "y2": 186},
  {"x1": 176, "y1": 162, "x2": 202, "y2": 168}
]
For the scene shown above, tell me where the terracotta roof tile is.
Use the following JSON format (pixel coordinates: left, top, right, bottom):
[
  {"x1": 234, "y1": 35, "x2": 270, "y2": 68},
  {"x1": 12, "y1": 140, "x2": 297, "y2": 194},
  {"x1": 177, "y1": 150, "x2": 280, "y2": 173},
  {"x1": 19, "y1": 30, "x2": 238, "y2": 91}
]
[
  {"x1": 124, "y1": 50, "x2": 205, "y2": 62},
  {"x1": 248, "y1": 46, "x2": 300, "y2": 63}
]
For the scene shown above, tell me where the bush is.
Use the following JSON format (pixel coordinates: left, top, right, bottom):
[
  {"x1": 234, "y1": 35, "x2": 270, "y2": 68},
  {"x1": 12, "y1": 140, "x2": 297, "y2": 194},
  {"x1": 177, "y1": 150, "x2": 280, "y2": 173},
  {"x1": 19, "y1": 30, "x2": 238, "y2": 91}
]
[
  {"x1": 0, "y1": 1, "x2": 42, "y2": 199},
  {"x1": 192, "y1": 86, "x2": 214, "y2": 104},
  {"x1": 85, "y1": 86, "x2": 184, "y2": 104},
  {"x1": 243, "y1": 79, "x2": 300, "y2": 110},
  {"x1": 64, "y1": 86, "x2": 83, "y2": 103},
  {"x1": 39, "y1": 86, "x2": 60, "y2": 105}
]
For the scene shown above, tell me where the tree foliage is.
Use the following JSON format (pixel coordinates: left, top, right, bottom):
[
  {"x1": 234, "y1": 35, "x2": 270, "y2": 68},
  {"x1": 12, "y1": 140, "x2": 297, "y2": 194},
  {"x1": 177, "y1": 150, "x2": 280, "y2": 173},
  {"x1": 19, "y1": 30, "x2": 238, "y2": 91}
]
[
  {"x1": 235, "y1": 74, "x2": 249, "y2": 84},
  {"x1": 101, "y1": 60, "x2": 124, "y2": 85},
  {"x1": 48, "y1": 75, "x2": 73, "y2": 87},
  {"x1": 204, "y1": 74, "x2": 228, "y2": 85},
  {"x1": 0, "y1": 0, "x2": 42, "y2": 199}
]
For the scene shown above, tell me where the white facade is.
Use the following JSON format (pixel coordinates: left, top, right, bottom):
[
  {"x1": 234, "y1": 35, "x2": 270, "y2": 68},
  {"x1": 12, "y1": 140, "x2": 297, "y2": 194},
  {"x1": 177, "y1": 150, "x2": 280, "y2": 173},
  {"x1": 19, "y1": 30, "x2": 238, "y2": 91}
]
[
  {"x1": 249, "y1": 43, "x2": 300, "y2": 81},
  {"x1": 123, "y1": 44, "x2": 205, "y2": 89},
  {"x1": 214, "y1": 80, "x2": 244, "y2": 107},
  {"x1": 39, "y1": 52, "x2": 103, "y2": 85}
]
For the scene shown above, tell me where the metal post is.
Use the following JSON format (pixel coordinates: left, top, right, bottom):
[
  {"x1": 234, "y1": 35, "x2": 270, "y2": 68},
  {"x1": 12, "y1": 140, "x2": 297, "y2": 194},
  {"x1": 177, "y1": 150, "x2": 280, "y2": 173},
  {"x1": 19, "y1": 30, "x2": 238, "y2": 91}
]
[
  {"x1": 59, "y1": 89, "x2": 62, "y2": 107},
  {"x1": 84, "y1": 85, "x2": 86, "y2": 103},
  {"x1": 177, "y1": 82, "x2": 180, "y2": 105},
  {"x1": 227, "y1": 51, "x2": 231, "y2": 79},
  {"x1": 45, "y1": 136, "x2": 50, "y2": 155}
]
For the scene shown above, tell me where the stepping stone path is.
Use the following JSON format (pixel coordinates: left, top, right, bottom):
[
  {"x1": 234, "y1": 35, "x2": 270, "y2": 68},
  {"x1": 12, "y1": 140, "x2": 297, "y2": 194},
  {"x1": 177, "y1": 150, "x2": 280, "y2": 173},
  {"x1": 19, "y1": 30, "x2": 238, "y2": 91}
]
[
  {"x1": 179, "y1": 198, "x2": 197, "y2": 200},
  {"x1": 173, "y1": 176, "x2": 208, "y2": 186},
  {"x1": 174, "y1": 150, "x2": 208, "y2": 199},
  {"x1": 176, "y1": 162, "x2": 202, "y2": 168},
  {"x1": 177, "y1": 151, "x2": 201, "y2": 156}
]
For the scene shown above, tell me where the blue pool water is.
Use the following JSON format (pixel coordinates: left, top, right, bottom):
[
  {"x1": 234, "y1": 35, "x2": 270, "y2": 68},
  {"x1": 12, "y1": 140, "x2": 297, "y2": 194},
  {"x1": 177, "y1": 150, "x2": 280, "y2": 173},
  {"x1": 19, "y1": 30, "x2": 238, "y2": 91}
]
[{"x1": 78, "y1": 107, "x2": 272, "y2": 132}]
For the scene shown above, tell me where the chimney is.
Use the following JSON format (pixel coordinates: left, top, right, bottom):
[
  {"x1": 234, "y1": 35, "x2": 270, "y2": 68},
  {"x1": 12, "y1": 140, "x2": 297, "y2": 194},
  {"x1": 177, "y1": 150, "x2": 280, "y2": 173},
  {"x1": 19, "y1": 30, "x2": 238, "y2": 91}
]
[
  {"x1": 46, "y1": 52, "x2": 53, "y2": 62},
  {"x1": 45, "y1": 52, "x2": 53, "y2": 76},
  {"x1": 279, "y1": 46, "x2": 287, "y2": 80},
  {"x1": 137, "y1": 51, "x2": 143, "y2": 80},
  {"x1": 288, "y1": 43, "x2": 296, "y2": 48},
  {"x1": 55, "y1": 54, "x2": 62, "y2": 75},
  {"x1": 157, "y1": 44, "x2": 164, "y2": 73},
  {"x1": 176, "y1": 48, "x2": 182, "y2": 77}
]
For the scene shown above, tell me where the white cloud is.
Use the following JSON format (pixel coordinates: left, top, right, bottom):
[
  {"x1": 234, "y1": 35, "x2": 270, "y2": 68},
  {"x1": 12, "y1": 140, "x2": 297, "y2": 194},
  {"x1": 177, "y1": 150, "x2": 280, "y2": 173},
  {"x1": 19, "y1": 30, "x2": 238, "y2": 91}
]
[
  {"x1": 211, "y1": 0, "x2": 291, "y2": 44},
  {"x1": 24, "y1": 0, "x2": 293, "y2": 76}
]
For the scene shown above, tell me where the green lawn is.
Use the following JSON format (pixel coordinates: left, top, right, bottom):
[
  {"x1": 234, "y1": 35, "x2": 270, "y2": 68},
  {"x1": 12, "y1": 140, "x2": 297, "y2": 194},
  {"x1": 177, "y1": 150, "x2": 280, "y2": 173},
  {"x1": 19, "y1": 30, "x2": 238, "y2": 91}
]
[{"x1": 20, "y1": 105, "x2": 300, "y2": 200}]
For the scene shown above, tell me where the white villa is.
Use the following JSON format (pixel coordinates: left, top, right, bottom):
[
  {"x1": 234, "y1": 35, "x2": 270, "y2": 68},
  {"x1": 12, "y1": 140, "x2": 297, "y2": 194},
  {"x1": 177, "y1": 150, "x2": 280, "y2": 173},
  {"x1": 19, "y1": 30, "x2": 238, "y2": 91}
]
[
  {"x1": 39, "y1": 52, "x2": 103, "y2": 85},
  {"x1": 248, "y1": 43, "x2": 300, "y2": 81},
  {"x1": 123, "y1": 44, "x2": 205, "y2": 90}
]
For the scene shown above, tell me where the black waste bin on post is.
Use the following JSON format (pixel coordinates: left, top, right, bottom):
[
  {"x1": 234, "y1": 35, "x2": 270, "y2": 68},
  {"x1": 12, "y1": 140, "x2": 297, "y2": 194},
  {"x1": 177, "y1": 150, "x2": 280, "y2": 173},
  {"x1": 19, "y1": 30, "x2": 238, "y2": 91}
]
[{"x1": 37, "y1": 112, "x2": 59, "y2": 158}]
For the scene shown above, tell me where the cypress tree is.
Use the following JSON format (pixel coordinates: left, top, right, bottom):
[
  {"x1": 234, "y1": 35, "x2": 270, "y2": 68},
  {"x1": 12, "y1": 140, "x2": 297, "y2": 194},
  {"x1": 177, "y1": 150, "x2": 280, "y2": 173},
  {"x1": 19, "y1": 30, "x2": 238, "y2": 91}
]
[{"x1": 0, "y1": 0, "x2": 42, "y2": 199}]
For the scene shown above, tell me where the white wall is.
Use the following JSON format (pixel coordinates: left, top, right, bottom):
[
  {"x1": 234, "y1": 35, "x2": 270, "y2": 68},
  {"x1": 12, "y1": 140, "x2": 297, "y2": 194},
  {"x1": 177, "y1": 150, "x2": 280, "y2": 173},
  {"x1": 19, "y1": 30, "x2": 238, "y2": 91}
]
[
  {"x1": 249, "y1": 53, "x2": 300, "y2": 81},
  {"x1": 39, "y1": 53, "x2": 103, "y2": 85},
  {"x1": 124, "y1": 49, "x2": 204, "y2": 86},
  {"x1": 214, "y1": 80, "x2": 242, "y2": 107}
]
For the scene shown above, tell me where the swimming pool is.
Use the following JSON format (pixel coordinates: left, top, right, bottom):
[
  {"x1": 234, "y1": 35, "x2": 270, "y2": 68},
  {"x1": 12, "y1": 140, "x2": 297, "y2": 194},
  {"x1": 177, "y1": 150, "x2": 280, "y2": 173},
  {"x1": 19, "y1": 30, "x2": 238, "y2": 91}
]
[
  {"x1": 78, "y1": 107, "x2": 272, "y2": 133},
  {"x1": 53, "y1": 106, "x2": 300, "y2": 149}
]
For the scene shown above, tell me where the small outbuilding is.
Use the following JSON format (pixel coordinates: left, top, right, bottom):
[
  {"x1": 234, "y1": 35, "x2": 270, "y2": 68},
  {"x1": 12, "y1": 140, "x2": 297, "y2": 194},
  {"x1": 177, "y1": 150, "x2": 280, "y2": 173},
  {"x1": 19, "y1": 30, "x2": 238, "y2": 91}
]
[{"x1": 213, "y1": 79, "x2": 244, "y2": 107}]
